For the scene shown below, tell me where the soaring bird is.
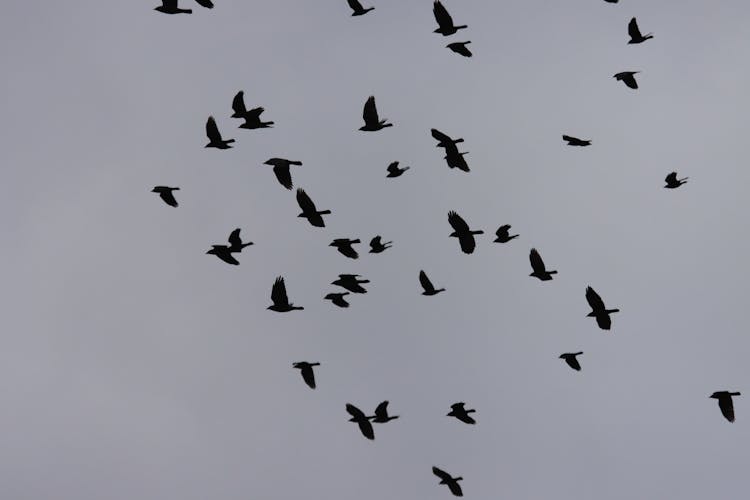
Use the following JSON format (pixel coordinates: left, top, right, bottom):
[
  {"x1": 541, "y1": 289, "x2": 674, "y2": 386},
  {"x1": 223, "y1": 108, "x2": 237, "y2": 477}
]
[
  {"x1": 346, "y1": 403, "x2": 375, "y2": 440},
  {"x1": 443, "y1": 144, "x2": 470, "y2": 172},
  {"x1": 432, "y1": 467, "x2": 464, "y2": 497},
  {"x1": 628, "y1": 17, "x2": 653, "y2": 44},
  {"x1": 205, "y1": 116, "x2": 235, "y2": 149},
  {"x1": 360, "y1": 96, "x2": 392, "y2": 131},
  {"x1": 447, "y1": 41, "x2": 472, "y2": 57},
  {"x1": 386, "y1": 161, "x2": 410, "y2": 178},
  {"x1": 154, "y1": 0, "x2": 213, "y2": 14},
  {"x1": 231, "y1": 91, "x2": 274, "y2": 129},
  {"x1": 370, "y1": 401, "x2": 399, "y2": 423},
  {"x1": 268, "y1": 277, "x2": 304, "y2": 312},
  {"x1": 710, "y1": 391, "x2": 741, "y2": 423},
  {"x1": 206, "y1": 228, "x2": 252, "y2": 265},
  {"x1": 562, "y1": 135, "x2": 591, "y2": 146},
  {"x1": 433, "y1": 1, "x2": 467, "y2": 36},
  {"x1": 559, "y1": 352, "x2": 583, "y2": 371},
  {"x1": 369, "y1": 236, "x2": 392, "y2": 253},
  {"x1": 151, "y1": 186, "x2": 179, "y2": 207},
  {"x1": 296, "y1": 189, "x2": 331, "y2": 227},
  {"x1": 293, "y1": 362, "x2": 320, "y2": 389},
  {"x1": 419, "y1": 270, "x2": 445, "y2": 296},
  {"x1": 347, "y1": 0, "x2": 374, "y2": 16},
  {"x1": 529, "y1": 248, "x2": 557, "y2": 281},
  {"x1": 263, "y1": 158, "x2": 302, "y2": 190},
  {"x1": 614, "y1": 71, "x2": 640, "y2": 89},
  {"x1": 431, "y1": 128, "x2": 464, "y2": 148},
  {"x1": 330, "y1": 238, "x2": 361, "y2": 259},
  {"x1": 332, "y1": 274, "x2": 370, "y2": 294},
  {"x1": 325, "y1": 292, "x2": 351, "y2": 308},
  {"x1": 664, "y1": 172, "x2": 688, "y2": 189},
  {"x1": 447, "y1": 402, "x2": 476, "y2": 425},
  {"x1": 585, "y1": 286, "x2": 619, "y2": 330},
  {"x1": 227, "y1": 228, "x2": 253, "y2": 252},
  {"x1": 448, "y1": 211, "x2": 483, "y2": 254},
  {"x1": 494, "y1": 225, "x2": 518, "y2": 243}
]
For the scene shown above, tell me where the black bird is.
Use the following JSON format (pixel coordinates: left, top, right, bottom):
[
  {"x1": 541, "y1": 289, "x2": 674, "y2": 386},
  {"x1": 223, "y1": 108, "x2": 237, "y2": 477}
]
[
  {"x1": 494, "y1": 225, "x2": 518, "y2": 243},
  {"x1": 448, "y1": 211, "x2": 483, "y2": 254},
  {"x1": 431, "y1": 128, "x2": 464, "y2": 148},
  {"x1": 332, "y1": 274, "x2": 369, "y2": 294},
  {"x1": 432, "y1": 467, "x2": 464, "y2": 497},
  {"x1": 447, "y1": 41, "x2": 472, "y2": 57},
  {"x1": 562, "y1": 135, "x2": 591, "y2": 146},
  {"x1": 206, "y1": 228, "x2": 252, "y2": 265},
  {"x1": 347, "y1": 0, "x2": 374, "y2": 16},
  {"x1": 263, "y1": 158, "x2": 302, "y2": 190},
  {"x1": 628, "y1": 17, "x2": 653, "y2": 44},
  {"x1": 292, "y1": 362, "x2": 320, "y2": 389},
  {"x1": 346, "y1": 403, "x2": 375, "y2": 440},
  {"x1": 614, "y1": 71, "x2": 640, "y2": 89},
  {"x1": 330, "y1": 238, "x2": 361, "y2": 259},
  {"x1": 664, "y1": 172, "x2": 688, "y2": 189},
  {"x1": 559, "y1": 352, "x2": 583, "y2": 371},
  {"x1": 154, "y1": 0, "x2": 213, "y2": 14},
  {"x1": 268, "y1": 277, "x2": 304, "y2": 312},
  {"x1": 205, "y1": 116, "x2": 235, "y2": 149},
  {"x1": 585, "y1": 286, "x2": 619, "y2": 330},
  {"x1": 369, "y1": 236, "x2": 392, "y2": 253},
  {"x1": 359, "y1": 96, "x2": 392, "y2": 131},
  {"x1": 419, "y1": 270, "x2": 445, "y2": 296},
  {"x1": 443, "y1": 144, "x2": 470, "y2": 172},
  {"x1": 447, "y1": 402, "x2": 476, "y2": 425},
  {"x1": 529, "y1": 248, "x2": 557, "y2": 281},
  {"x1": 386, "y1": 161, "x2": 410, "y2": 178},
  {"x1": 231, "y1": 91, "x2": 274, "y2": 129},
  {"x1": 370, "y1": 401, "x2": 399, "y2": 423},
  {"x1": 296, "y1": 189, "x2": 331, "y2": 228},
  {"x1": 227, "y1": 228, "x2": 253, "y2": 252},
  {"x1": 433, "y1": 1, "x2": 467, "y2": 36},
  {"x1": 325, "y1": 292, "x2": 351, "y2": 308},
  {"x1": 710, "y1": 391, "x2": 741, "y2": 423},
  {"x1": 151, "y1": 186, "x2": 179, "y2": 207}
]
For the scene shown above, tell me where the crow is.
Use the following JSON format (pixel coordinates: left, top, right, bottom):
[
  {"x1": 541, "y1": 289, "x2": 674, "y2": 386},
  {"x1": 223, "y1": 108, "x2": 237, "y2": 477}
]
[
  {"x1": 346, "y1": 403, "x2": 375, "y2": 440},
  {"x1": 431, "y1": 128, "x2": 464, "y2": 148},
  {"x1": 433, "y1": 1, "x2": 467, "y2": 36},
  {"x1": 231, "y1": 91, "x2": 274, "y2": 129},
  {"x1": 664, "y1": 172, "x2": 688, "y2": 189},
  {"x1": 206, "y1": 228, "x2": 252, "y2": 265},
  {"x1": 205, "y1": 116, "x2": 235, "y2": 149},
  {"x1": 529, "y1": 248, "x2": 557, "y2": 281},
  {"x1": 432, "y1": 467, "x2": 464, "y2": 497},
  {"x1": 332, "y1": 274, "x2": 370, "y2": 294},
  {"x1": 386, "y1": 161, "x2": 410, "y2": 178},
  {"x1": 419, "y1": 270, "x2": 445, "y2": 296},
  {"x1": 325, "y1": 292, "x2": 351, "y2": 308},
  {"x1": 448, "y1": 211, "x2": 483, "y2": 254},
  {"x1": 586, "y1": 286, "x2": 619, "y2": 330},
  {"x1": 614, "y1": 71, "x2": 640, "y2": 89},
  {"x1": 447, "y1": 41, "x2": 472, "y2": 57},
  {"x1": 347, "y1": 0, "x2": 374, "y2": 16},
  {"x1": 151, "y1": 186, "x2": 179, "y2": 207},
  {"x1": 227, "y1": 228, "x2": 253, "y2": 252},
  {"x1": 494, "y1": 225, "x2": 518, "y2": 243},
  {"x1": 628, "y1": 17, "x2": 653, "y2": 44},
  {"x1": 370, "y1": 401, "x2": 399, "y2": 423},
  {"x1": 444, "y1": 144, "x2": 470, "y2": 172},
  {"x1": 447, "y1": 402, "x2": 476, "y2": 425},
  {"x1": 293, "y1": 362, "x2": 320, "y2": 389},
  {"x1": 360, "y1": 96, "x2": 392, "y2": 131},
  {"x1": 710, "y1": 391, "x2": 741, "y2": 423},
  {"x1": 330, "y1": 238, "x2": 361, "y2": 259},
  {"x1": 369, "y1": 236, "x2": 392, "y2": 253},
  {"x1": 296, "y1": 189, "x2": 331, "y2": 227},
  {"x1": 264, "y1": 158, "x2": 302, "y2": 190},
  {"x1": 562, "y1": 135, "x2": 591, "y2": 146},
  {"x1": 268, "y1": 277, "x2": 304, "y2": 312},
  {"x1": 560, "y1": 352, "x2": 583, "y2": 371}
]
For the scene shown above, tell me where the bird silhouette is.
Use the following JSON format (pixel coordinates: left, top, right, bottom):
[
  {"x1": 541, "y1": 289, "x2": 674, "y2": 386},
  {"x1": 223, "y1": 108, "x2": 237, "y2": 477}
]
[
  {"x1": 264, "y1": 158, "x2": 302, "y2": 190},
  {"x1": 433, "y1": 1, "x2": 467, "y2": 36},
  {"x1": 206, "y1": 228, "x2": 252, "y2": 265},
  {"x1": 447, "y1": 41, "x2": 472, "y2": 57},
  {"x1": 431, "y1": 128, "x2": 464, "y2": 148},
  {"x1": 293, "y1": 362, "x2": 320, "y2": 389},
  {"x1": 296, "y1": 189, "x2": 331, "y2": 227},
  {"x1": 231, "y1": 91, "x2": 274, "y2": 129},
  {"x1": 432, "y1": 467, "x2": 464, "y2": 497},
  {"x1": 330, "y1": 238, "x2": 361, "y2": 259},
  {"x1": 346, "y1": 403, "x2": 375, "y2": 440},
  {"x1": 586, "y1": 286, "x2": 619, "y2": 330},
  {"x1": 155, "y1": 0, "x2": 213, "y2": 14},
  {"x1": 360, "y1": 96, "x2": 392, "y2": 131},
  {"x1": 529, "y1": 248, "x2": 557, "y2": 281},
  {"x1": 664, "y1": 172, "x2": 688, "y2": 189},
  {"x1": 268, "y1": 277, "x2": 304, "y2": 312},
  {"x1": 369, "y1": 236, "x2": 392, "y2": 253},
  {"x1": 494, "y1": 225, "x2": 518, "y2": 243},
  {"x1": 447, "y1": 402, "x2": 476, "y2": 425},
  {"x1": 332, "y1": 274, "x2": 370, "y2": 294},
  {"x1": 151, "y1": 186, "x2": 179, "y2": 207},
  {"x1": 370, "y1": 401, "x2": 399, "y2": 423},
  {"x1": 325, "y1": 292, "x2": 351, "y2": 308},
  {"x1": 443, "y1": 144, "x2": 471, "y2": 172},
  {"x1": 614, "y1": 71, "x2": 640, "y2": 89},
  {"x1": 347, "y1": 0, "x2": 374, "y2": 16},
  {"x1": 386, "y1": 161, "x2": 410, "y2": 178},
  {"x1": 227, "y1": 228, "x2": 253, "y2": 252},
  {"x1": 710, "y1": 391, "x2": 741, "y2": 422},
  {"x1": 628, "y1": 17, "x2": 653, "y2": 44},
  {"x1": 560, "y1": 352, "x2": 583, "y2": 371},
  {"x1": 448, "y1": 211, "x2": 483, "y2": 254},
  {"x1": 562, "y1": 135, "x2": 591, "y2": 146},
  {"x1": 205, "y1": 116, "x2": 235, "y2": 149},
  {"x1": 419, "y1": 270, "x2": 445, "y2": 296}
]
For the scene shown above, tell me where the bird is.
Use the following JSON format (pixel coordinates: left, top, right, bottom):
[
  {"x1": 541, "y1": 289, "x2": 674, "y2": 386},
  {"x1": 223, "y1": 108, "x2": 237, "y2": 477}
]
[
  {"x1": 494, "y1": 225, "x2": 518, "y2": 243},
  {"x1": 154, "y1": 0, "x2": 213, "y2": 14},
  {"x1": 529, "y1": 248, "x2": 557, "y2": 281},
  {"x1": 432, "y1": 467, "x2": 464, "y2": 497},
  {"x1": 231, "y1": 91, "x2": 274, "y2": 129},
  {"x1": 227, "y1": 228, "x2": 253, "y2": 252},
  {"x1": 369, "y1": 236, "x2": 392, "y2": 253},
  {"x1": 332, "y1": 274, "x2": 370, "y2": 294},
  {"x1": 664, "y1": 172, "x2": 688, "y2": 189},
  {"x1": 559, "y1": 352, "x2": 583, "y2": 371},
  {"x1": 206, "y1": 228, "x2": 252, "y2": 265},
  {"x1": 614, "y1": 71, "x2": 640, "y2": 89},
  {"x1": 447, "y1": 402, "x2": 476, "y2": 425},
  {"x1": 433, "y1": 1, "x2": 467, "y2": 36},
  {"x1": 330, "y1": 238, "x2": 361, "y2": 259},
  {"x1": 562, "y1": 135, "x2": 591, "y2": 146},
  {"x1": 585, "y1": 286, "x2": 619, "y2": 330},
  {"x1": 359, "y1": 96, "x2": 392, "y2": 131},
  {"x1": 346, "y1": 403, "x2": 375, "y2": 440},
  {"x1": 447, "y1": 41, "x2": 472, "y2": 57},
  {"x1": 419, "y1": 270, "x2": 445, "y2": 296},
  {"x1": 386, "y1": 161, "x2": 410, "y2": 178},
  {"x1": 443, "y1": 144, "x2": 470, "y2": 172},
  {"x1": 263, "y1": 158, "x2": 302, "y2": 190},
  {"x1": 628, "y1": 17, "x2": 653, "y2": 44},
  {"x1": 151, "y1": 186, "x2": 179, "y2": 207},
  {"x1": 292, "y1": 362, "x2": 320, "y2": 389},
  {"x1": 268, "y1": 277, "x2": 304, "y2": 312},
  {"x1": 448, "y1": 211, "x2": 483, "y2": 254},
  {"x1": 347, "y1": 0, "x2": 374, "y2": 16},
  {"x1": 325, "y1": 292, "x2": 351, "y2": 308},
  {"x1": 710, "y1": 391, "x2": 741, "y2": 423},
  {"x1": 296, "y1": 189, "x2": 331, "y2": 228},
  {"x1": 370, "y1": 401, "x2": 399, "y2": 423},
  {"x1": 205, "y1": 116, "x2": 235, "y2": 149},
  {"x1": 431, "y1": 128, "x2": 464, "y2": 148}
]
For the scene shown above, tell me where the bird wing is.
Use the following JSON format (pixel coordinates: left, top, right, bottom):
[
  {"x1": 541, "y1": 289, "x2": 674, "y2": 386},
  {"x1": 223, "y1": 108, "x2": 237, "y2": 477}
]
[
  {"x1": 433, "y1": 467, "x2": 452, "y2": 482},
  {"x1": 562, "y1": 135, "x2": 577, "y2": 143},
  {"x1": 347, "y1": 0, "x2": 364, "y2": 11},
  {"x1": 231, "y1": 91, "x2": 246, "y2": 116},
  {"x1": 370, "y1": 236, "x2": 382, "y2": 247},
  {"x1": 448, "y1": 211, "x2": 471, "y2": 235},
  {"x1": 159, "y1": 190, "x2": 178, "y2": 207},
  {"x1": 431, "y1": 128, "x2": 454, "y2": 145},
  {"x1": 227, "y1": 228, "x2": 242, "y2": 247},
  {"x1": 374, "y1": 401, "x2": 389, "y2": 419},
  {"x1": 665, "y1": 172, "x2": 677, "y2": 183},
  {"x1": 339, "y1": 245, "x2": 358, "y2": 259},
  {"x1": 458, "y1": 233, "x2": 476, "y2": 254},
  {"x1": 448, "y1": 42, "x2": 471, "y2": 57},
  {"x1": 586, "y1": 286, "x2": 605, "y2": 312},
  {"x1": 358, "y1": 419, "x2": 375, "y2": 439},
  {"x1": 194, "y1": 0, "x2": 214, "y2": 8},
  {"x1": 448, "y1": 481, "x2": 463, "y2": 497},
  {"x1": 214, "y1": 249, "x2": 239, "y2": 265},
  {"x1": 628, "y1": 17, "x2": 643, "y2": 39},
  {"x1": 386, "y1": 161, "x2": 399, "y2": 174},
  {"x1": 566, "y1": 357, "x2": 581, "y2": 371},
  {"x1": 719, "y1": 396, "x2": 736, "y2": 422},
  {"x1": 419, "y1": 270, "x2": 435, "y2": 293},
  {"x1": 296, "y1": 189, "x2": 317, "y2": 213},
  {"x1": 247, "y1": 107, "x2": 265, "y2": 120},
  {"x1": 623, "y1": 74, "x2": 638, "y2": 89},
  {"x1": 433, "y1": 1, "x2": 454, "y2": 29},
  {"x1": 363, "y1": 96, "x2": 379, "y2": 125},
  {"x1": 300, "y1": 365, "x2": 316, "y2": 389},
  {"x1": 595, "y1": 314, "x2": 612, "y2": 330},
  {"x1": 346, "y1": 403, "x2": 367, "y2": 420},
  {"x1": 497, "y1": 225, "x2": 510, "y2": 235},
  {"x1": 206, "y1": 116, "x2": 222, "y2": 141},
  {"x1": 271, "y1": 277, "x2": 289, "y2": 306},
  {"x1": 529, "y1": 248, "x2": 546, "y2": 273},
  {"x1": 273, "y1": 165, "x2": 293, "y2": 190}
]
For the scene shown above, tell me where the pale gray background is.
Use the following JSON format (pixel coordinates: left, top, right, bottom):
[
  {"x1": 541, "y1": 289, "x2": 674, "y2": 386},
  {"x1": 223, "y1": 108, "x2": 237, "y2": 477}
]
[{"x1": 1, "y1": 1, "x2": 749, "y2": 499}]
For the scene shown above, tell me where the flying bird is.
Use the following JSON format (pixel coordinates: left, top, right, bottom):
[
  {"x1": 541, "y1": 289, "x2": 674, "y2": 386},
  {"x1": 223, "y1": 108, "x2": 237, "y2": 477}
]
[
  {"x1": 710, "y1": 391, "x2": 741, "y2": 423},
  {"x1": 559, "y1": 352, "x2": 583, "y2": 371},
  {"x1": 529, "y1": 248, "x2": 557, "y2": 281},
  {"x1": 206, "y1": 228, "x2": 252, "y2": 265},
  {"x1": 562, "y1": 135, "x2": 591, "y2": 146},
  {"x1": 494, "y1": 225, "x2": 518, "y2": 243},
  {"x1": 347, "y1": 0, "x2": 374, "y2": 16},
  {"x1": 447, "y1": 41, "x2": 472, "y2": 57},
  {"x1": 431, "y1": 128, "x2": 464, "y2": 148},
  {"x1": 293, "y1": 362, "x2": 320, "y2": 389},
  {"x1": 585, "y1": 286, "x2": 619, "y2": 330},
  {"x1": 419, "y1": 270, "x2": 445, "y2": 296},
  {"x1": 296, "y1": 189, "x2": 331, "y2": 227},
  {"x1": 448, "y1": 211, "x2": 483, "y2": 254},
  {"x1": 330, "y1": 238, "x2": 361, "y2": 259},
  {"x1": 433, "y1": 1, "x2": 467, "y2": 36},
  {"x1": 227, "y1": 228, "x2": 253, "y2": 252},
  {"x1": 443, "y1": 144, "x2": 470, "y2": 172},
  {"x1": 154, "y1": 0, "x2": 213, "y2": 14},
  {"x1": 370, "y1": 401, "x2": 399, "y2": 423},
  {"x1": 369, "y1": 236, "x2": 392, "y2": 253},
  {"x1": 628, "y1": 17, "x2": 653, "y2": 44},
  {"x1": 325, "y1": 292, "x2": 351, "y2": 308},
  {"x1": 268, "y1": 277, "x2": 304, "y2": 312},
  {"x1": 614, "y1": 71, "x2": 640, "y2": 89},
  {"x1": 664, "y1": 172, "x2": 688, "y2": 189},
  {"x1": 432, "y1": 467, "x2": 464, "y2": 497},
  {"x1": 231, "y1": 91, "x2": 274, "y2": 129},
  {"x1": 386, "y1": 161, "x2": 410, "y2": 178},
  {"x1": 205, "y1": 116, "x2": 235, "y2": 149},
  {"x1": 360, "y1": 96, "x2": 392, "y2": 131},
  {"x1": 151, "y1": 186, "x2": 179, "y2": 207},
  {"x1": 346, "y1": 403, "x2": 375, "y2": 440},
  {"x1": 263, "y1": 158, "x2": 302, "y2": 190},
  {"x1": 332, "y1": 274, "x2": 370, "y2": 294},
  {"x1": 447, "y1": 402, "x2": 476, "y2": 425}
]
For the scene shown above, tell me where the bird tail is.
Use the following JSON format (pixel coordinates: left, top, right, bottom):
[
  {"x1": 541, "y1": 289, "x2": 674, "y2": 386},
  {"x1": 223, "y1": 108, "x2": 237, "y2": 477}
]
[
  {"x1": 549, "y1": 270, "x2": 558, "y2": 274},
  {"x1": 471, "y1": 230, "x2": 484, "y2": 235},
  {"x1": 466, "y1": 409, "x2": 476, "y2": 413},
  {"x1": 262, "y1": 121, "x2": 275, "y2": 127},
  {"x1": 456, "y1": 25, "x2": 468, "y2": 29},
  {"x1": 352, "y1": 239, "x2": 361, "y2": 243},
  {"x1": 318, "y1": 210, "x2": 332, "y2": 215},
  {"x1": 679, "y1": 177, "x2": 689, "y2": 182},
  {"x1": 293, "y1": 306, "x2": 304, "y2": 310},
  {"x1": 227, "y1": 139, "x2": 236, "y2": 144},
  {"x1": 606, "y1": 308, "x2": 620, "y2": 314},
  {"x1": 730, "y1": 392, "x2": 741, "y2": 396},
  {"x1": 290, "y1": 161, "x2": 302, "y2": 165}
]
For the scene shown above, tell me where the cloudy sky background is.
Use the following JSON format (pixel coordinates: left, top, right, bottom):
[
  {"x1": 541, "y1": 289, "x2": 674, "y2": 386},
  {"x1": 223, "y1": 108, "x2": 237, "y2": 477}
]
[{"x1": 2, "y1": 0, "x2": 750, "y2": 498}]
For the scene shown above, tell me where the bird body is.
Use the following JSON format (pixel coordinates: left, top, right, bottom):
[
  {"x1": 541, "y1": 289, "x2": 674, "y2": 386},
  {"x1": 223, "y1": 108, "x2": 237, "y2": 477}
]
[
  {"x1": 360, "y1": 96, "x2": 392, "y2": 131},
  {"x1": 560, "y1": 352, "x2": 583, "y2": 371},
  {"x1": 419, "y1": 270, "x2": 445, "y2": 296},
  {"x1": 494, "y1": 225, "x2": 518, "y2": 243},
  {"x1": 151, "y1": 186, "x2": 180, "y2": 207},
  {"x1": 614, "y1": 71, "x2": 640, "y2": 89},
  {"x1": 628, "y1": 17, "x2": 653, "y2": 44},
  {"x1": 448, "y1": 211, "x2": 483, "y2": 254},
  {"x1": 710, "y1": 391, "x2": 741, "y2": 422},
  {"x1": 562, "y1": 135, "x2": 591, "y2": 146},
  {"x1": 432, "y1": 466, "x2": 464, "y2": 497},
  {"x1": 347, "y1": 0, "x2": 374, "y2": 16},
  {"x1": 370, "y1": 401, "x2": 399, "y2": 423},
  {"x1": 296, "y1": 189, "x2": 331, "y2": 227},
  {"x1": 268, "y1": 277, "x2": 304, "y2": 312},
  {"x1": 369, "y1": 236, "x2": 392, "y2": 253},
  {"x1": 332, "y1": 274, "x2": 370, "y2": 294},
  {"x1": 529, "y1": 248, "x2": 557, "y2": 281},
  {"x1": 664, "y1": 172, "x2": 688, "y2": 189},
  {"x1": 264, "y1": 158, "x2": 302, "y2": 190},
  {"x1": 325, "y1": 292, "x2": 351, "y2": 308},
  {"x1": 293, "y1": 362, "x2": 320, "y2": 389},
  {"x1": 205, "y1": 116, "x2": 235, "y2": 149},
  {"x1": 585, "y1": 286, "x2": 619, "y2": 330},
  {"x1": 330, "y1": 238, "x2": 361, "y2": 259},
  {"x1": 447, "y1": 402, "x2": 476, "y2": 425},
  {"x1": 386, "y1": 161, "x2": 410, "y2": 178}
]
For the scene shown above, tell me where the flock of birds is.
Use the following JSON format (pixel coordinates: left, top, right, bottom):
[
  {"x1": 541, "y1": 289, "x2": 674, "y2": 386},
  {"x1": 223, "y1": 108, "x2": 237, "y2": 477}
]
[{"x1": 149, "y1": 0, "x2": 741, "y2": 496}]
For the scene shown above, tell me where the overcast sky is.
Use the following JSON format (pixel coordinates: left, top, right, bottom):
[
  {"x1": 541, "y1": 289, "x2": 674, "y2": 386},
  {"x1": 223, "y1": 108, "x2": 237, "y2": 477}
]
[{"x1": 2, "y1": 0, "x2": 750, "y2": 499}]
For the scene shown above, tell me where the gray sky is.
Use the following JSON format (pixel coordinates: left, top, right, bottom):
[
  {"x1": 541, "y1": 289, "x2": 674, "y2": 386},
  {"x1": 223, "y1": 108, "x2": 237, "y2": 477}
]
[{"x1": 2, "y1": 0, "x2": 750, "y2": 498}]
